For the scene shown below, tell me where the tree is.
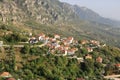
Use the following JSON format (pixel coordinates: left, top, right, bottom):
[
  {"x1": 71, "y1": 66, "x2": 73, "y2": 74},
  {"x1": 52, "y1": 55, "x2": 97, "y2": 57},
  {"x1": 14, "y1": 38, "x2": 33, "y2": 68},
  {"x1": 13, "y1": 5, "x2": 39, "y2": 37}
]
[
  {"x1": 21, "y1": 45, "x2": 30, "y2": 54},
  {"x1": 115, "y1": 56, "x2": 120, "y2": 62},
  {"x1": 81, "y1": 59, "x2": 94, "y2": 76},
  {"x1": 104, "y1": 64, "x2": 114, "y2": 75},
  {"x1": 81, "y1": 48, "x2": 88, "y2": 55},
  {"x1": 4, "y1": 33, "x2": 21, "y2": 43}
]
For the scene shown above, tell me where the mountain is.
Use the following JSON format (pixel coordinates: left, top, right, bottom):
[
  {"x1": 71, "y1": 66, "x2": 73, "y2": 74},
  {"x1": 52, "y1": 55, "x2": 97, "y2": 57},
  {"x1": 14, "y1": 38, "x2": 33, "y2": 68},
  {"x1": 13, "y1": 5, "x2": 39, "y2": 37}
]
[
  {"x1": 0, "y1": 0, "x2": 120, "y2": 26},
  {"x1": 0, "y1": 0, "x2": 78, "y2": 24},
  {"x1": 73, "y1": 5, "x2": 120, "y2": 27},
  {"x1": 0, "y1": 0, "x2": 120, "y2": 47}
]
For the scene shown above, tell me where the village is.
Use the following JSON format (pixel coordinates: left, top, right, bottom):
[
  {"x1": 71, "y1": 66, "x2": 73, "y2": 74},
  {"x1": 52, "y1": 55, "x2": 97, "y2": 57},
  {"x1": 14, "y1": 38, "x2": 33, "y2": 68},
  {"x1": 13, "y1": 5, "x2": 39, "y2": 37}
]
[
  {"x1": 28, "y1": 33, "x2": 106, "y2": 59},
  {"x1": 0, "y1": 33, "x2": 120, "y2": 80}
]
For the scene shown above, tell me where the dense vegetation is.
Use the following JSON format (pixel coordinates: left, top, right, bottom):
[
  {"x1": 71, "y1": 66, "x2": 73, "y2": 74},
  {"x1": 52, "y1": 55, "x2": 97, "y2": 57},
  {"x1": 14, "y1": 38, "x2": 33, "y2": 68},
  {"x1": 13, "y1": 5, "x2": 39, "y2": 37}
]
[{"x1": 0, "y1": 44, "x2": 120, "y2": 80}]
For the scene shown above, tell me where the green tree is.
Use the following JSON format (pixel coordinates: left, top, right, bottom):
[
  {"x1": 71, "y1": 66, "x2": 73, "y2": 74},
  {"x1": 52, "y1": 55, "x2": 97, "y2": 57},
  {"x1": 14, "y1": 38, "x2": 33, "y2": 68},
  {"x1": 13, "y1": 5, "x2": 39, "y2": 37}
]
[
  {"x1": 4, "y1": 33, "x2": 21, "y2": 43},
  {"x1": 21, "y1": 45, "x2": 30, "y2": 54}
]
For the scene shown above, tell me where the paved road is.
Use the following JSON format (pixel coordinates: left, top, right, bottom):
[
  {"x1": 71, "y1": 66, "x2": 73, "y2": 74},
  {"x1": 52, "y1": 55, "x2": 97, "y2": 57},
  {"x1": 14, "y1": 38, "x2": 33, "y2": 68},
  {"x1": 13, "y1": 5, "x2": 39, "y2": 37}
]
[
  {"x1": 2, "y1": 44, "x2": 45, "y2": 48},
  {"x1": 2, "y1": 45, "x2": 24, "y2": 47},
  {"x1": 104, "y1": 75, "x2": 120, "y2": 80}
]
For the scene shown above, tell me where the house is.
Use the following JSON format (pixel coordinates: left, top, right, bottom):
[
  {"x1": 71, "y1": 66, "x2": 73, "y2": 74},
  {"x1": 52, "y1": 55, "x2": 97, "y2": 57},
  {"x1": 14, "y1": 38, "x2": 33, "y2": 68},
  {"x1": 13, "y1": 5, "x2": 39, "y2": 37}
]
[
  {"x1": 67, "y1": 37, "x2": 74, "y2": 44},
  {"x1": 49, "y1": 38, "x2": 56, "y2": 42},
  {"x1": 44, "y1": 36, "x2": 49, "y2": 44},
  {"x1": 85, "y1": 54, "x2": 92, "y2": 59},
  {"x1": 0, "y1": 72, "x2": 12, "y2": 78},
  {"x1": 73, "y1": 40, "x2": 78, "y2": 45},
  {"x1": 6, "y1": 78, "x2": 16, "y2": 80},
  {"x1": 67, "y1": 49, "x2": 76, "y2": 55},
  {"x1": 29, "y1": 37, "x2": 38, "y2": 44},
  {"x1": 77, "y1": 57, "x2": 84, "y2": 62},
  {"x1": 64, "y1": 45, "x2": 70, "y2": 50},
  {"x1": 44, "y1": 36, "x2": 49, "y2": 41},
  {"x1": 57, "y1": 46, "x2": 64, "y2": 51},
  {"x1": 90, "y1": 40, "x2": 100, "y2": 45},
  {"x1": 61, "y1": 50, "x2": 68, "y2": 56},
  {"x1": 38, "y1": 33, "x2": 45, "y2": 41},
  {"x1": 102, "y1": 44, "x2": 106, "y2": 47},
  {"x1": 87, "y1": 47, "x2": 93, "y2": 52},
  {"x1": 0, "y1": 41, "x2": 3, "y2": 47},
  {"x1": 0, "y1": 41, "x2": 3, "y2": 45},
  {"x1": 63, "y1": 37, "x2": 74, "y2": 45},
  {"x1": 29, "y1": 32, "x2": 32, "y2": 36},
  {"x1": 54, "y1": 34, "x2": 60, "y2": 39},
  {"x1": 115, "y1": 64, "x2": 120, "y2": 68},
  {"x1": 54, "y1": 44, "x2": 60, "y2": 49},
  {"x1": 63, "y1": 40, "x2": 69, "y2": 45},
  {"x1": 96, "y1": 57, "x2": 103, "y2": 63},
  {"x1": 72, "y1": 48, "x2": 78, "y2": 51},
  {"x1": 81, "y1": 40, "x2": 88, "y2": 45},
  {"x1": 50, "y1": 49, "x2": 55, "y2": 54},
  {"x1": 51, "y1": 41, "x2": 60, "y2": 49}
]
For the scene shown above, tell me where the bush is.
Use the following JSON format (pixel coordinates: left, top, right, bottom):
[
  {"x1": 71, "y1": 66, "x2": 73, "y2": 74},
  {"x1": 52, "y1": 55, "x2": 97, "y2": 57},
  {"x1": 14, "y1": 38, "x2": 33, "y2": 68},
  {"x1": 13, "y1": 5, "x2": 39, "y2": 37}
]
[{"x1": 21, "y1": 45, "x2": 30, "y2": 54}]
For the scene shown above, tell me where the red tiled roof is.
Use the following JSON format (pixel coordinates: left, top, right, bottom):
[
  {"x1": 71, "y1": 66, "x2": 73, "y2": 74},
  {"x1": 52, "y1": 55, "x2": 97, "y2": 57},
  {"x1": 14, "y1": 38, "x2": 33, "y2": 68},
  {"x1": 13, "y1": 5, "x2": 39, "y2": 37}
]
[
  {"x1": 0, "y1": 72, "x2": 12, "y2": 77},
  {"x1": 38, "y1": 33, "x2": 45, "y2": 37},
  {"x1": 76, "y1": 78, "x2": 85, "y2": 80},
  {"x1": 6, "y1": 78, "x2": 16, "y2": 80},
  {"x1": 67, "y1": 37, "x2": 73, "y2": 40},
  {"x1": 115, "y1": 64, "x2": 120, "y2": 67},
  {"x1": 85, "y1": 54, "x2": 92, "y2": 59},
  {"x1": 96, "y1": 57, "x2": 103, "y2": 63}
]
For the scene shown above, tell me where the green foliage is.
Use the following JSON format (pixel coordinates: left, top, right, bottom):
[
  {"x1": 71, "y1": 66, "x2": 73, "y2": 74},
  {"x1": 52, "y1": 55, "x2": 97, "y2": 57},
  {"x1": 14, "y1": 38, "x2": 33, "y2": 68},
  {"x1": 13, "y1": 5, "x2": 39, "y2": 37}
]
[
  {"x1": 21, "y1": 45, "x2": 30, "y2": 54},
  {"x1": 104, "y1": 64, "x2": 115, "y2": 76},
  {"x1": 0, "y1": 43, "x2": 120, "y2": 79},
  {"x1": 29, "y1": 46, "x2": 49, "y2": 55},
  {"x1": 81, "y1": 48, "x2": 88, "y2": 55},
  {"x1": 4, "y1": 33, "x2": 21, "y2": 43},
  {"x1": 115, "y1": 56, "x2": 120, "y2": 62},
  {"x1": 0, "y1": 24, "x2": 9, "y2": 30}
]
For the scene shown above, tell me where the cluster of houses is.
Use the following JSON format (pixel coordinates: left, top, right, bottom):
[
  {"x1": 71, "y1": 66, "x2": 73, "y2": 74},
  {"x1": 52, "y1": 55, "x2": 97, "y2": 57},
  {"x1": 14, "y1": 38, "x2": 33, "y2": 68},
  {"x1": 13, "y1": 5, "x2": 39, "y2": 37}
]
[
  {"x1": 29, "y1": 33, "x2": 106, "y2": 56},
  {"x1": 29, "y1": 33, "x2": 78, "y2": 56}
]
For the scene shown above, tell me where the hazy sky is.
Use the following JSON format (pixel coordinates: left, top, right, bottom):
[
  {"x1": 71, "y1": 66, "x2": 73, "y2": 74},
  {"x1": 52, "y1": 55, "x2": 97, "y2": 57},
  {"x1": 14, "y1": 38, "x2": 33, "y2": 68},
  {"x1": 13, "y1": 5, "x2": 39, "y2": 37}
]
[{"x1": 59, "y1": 0, "x2": 120, "y2": 21}]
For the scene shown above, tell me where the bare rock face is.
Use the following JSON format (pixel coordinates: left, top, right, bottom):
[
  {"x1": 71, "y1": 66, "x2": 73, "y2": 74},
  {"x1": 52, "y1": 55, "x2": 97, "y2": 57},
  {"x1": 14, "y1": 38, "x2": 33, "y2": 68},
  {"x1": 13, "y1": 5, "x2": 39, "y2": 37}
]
[
  {"x1": 0, "y1": 0, "x2": 78, "y2": 24},
  {"x1": 0, "y1": 0, "x2": 27, "y2": 23}
]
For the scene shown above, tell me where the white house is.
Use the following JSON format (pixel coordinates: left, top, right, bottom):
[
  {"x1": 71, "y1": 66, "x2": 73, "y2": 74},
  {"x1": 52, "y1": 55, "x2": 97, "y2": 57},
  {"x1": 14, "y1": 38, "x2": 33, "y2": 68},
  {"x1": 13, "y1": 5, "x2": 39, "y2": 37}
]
[
  {"x1": 38, "y1": 33, "x2": 45, "y2": 41},
  {"x1": 0, "y1": 41, "x2": 3, "y2": 47}
]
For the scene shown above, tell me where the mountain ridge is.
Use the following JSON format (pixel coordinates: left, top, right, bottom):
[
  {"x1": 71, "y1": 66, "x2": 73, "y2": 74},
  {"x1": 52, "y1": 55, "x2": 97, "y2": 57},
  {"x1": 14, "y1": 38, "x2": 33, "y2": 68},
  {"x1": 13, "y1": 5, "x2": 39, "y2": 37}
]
[{"x1": 73, "y1": 5, "x2": 120, "y2": 27}]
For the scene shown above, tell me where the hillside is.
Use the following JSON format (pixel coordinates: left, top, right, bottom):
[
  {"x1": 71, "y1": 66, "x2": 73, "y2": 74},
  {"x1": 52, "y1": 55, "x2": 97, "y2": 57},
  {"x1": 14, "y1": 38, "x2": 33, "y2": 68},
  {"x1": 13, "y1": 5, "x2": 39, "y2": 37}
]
[
  {"x1": 0, "y1": 32, "x2": 120, "y2": 80},
  {"x1": 0, "y1": 0, "x2": 120, "y2": 47}
]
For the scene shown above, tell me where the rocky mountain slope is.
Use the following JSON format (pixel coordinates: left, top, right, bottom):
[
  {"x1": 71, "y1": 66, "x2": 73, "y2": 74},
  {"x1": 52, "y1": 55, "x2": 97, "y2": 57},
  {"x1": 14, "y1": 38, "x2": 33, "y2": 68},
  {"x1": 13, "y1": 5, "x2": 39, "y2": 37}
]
[
  {"x1": 0, "y1": 0, "x2": 79, "y2": 24},
  {"x1": 0, "y1": 0, "x2": 119, "y2": 26}
]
